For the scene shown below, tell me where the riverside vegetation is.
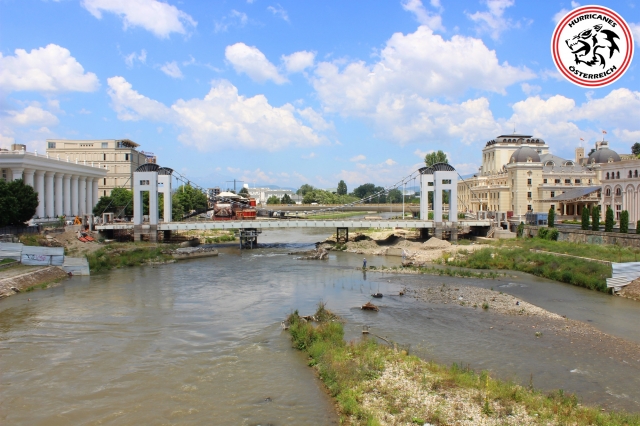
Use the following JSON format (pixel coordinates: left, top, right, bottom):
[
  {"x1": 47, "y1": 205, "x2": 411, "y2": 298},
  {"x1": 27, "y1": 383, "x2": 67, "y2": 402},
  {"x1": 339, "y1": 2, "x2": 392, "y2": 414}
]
[
  {"x1": 86, "y1": 244, "x2": 175, "y2": 272},
  {"x1": 287, "y1": 304, "x2": 639, "y2": 425},
  {"x1": 447, "y1": 238, "x2": 625, "y2": 292}
]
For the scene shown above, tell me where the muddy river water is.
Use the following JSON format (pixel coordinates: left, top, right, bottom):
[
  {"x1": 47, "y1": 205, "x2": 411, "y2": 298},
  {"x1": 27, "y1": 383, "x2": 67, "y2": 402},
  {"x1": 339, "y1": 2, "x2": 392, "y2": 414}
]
[{"x1": 1, "y1": 228, "x2": 640, "y2": 425}]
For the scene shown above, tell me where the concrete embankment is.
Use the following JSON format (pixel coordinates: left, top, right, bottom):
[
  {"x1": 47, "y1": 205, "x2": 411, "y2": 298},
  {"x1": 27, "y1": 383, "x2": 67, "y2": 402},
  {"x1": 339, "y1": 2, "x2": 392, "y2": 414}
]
[{"x1": 0, "y1": 265, "x2": 68, "y2": 299}]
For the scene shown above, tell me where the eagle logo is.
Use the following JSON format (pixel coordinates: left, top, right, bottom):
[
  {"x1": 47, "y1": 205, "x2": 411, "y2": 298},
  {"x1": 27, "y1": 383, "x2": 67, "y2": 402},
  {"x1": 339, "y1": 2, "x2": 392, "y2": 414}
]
[{"x1": 565, "y1": 24, "x2": 620, "y2": 68}]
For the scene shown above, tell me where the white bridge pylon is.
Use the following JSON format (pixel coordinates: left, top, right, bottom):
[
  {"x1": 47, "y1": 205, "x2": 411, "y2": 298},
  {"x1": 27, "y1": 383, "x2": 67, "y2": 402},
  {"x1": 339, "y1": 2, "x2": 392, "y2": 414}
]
[
  {"x1": 133, "y1": 164, "x2": 173, "y2": 226},
  {"x1": 419, "y1": 162, "x2": 458, "y2": 222}
]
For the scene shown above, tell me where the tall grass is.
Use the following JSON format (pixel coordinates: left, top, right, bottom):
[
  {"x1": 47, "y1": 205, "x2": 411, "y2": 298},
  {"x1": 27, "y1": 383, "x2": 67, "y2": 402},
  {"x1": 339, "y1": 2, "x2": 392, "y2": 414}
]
[
  {"x1": 287, "y1": 308, "x2": 639, "y2": 425},
  {"x1": 450, "y1": 246, "x2": 610, "y2": 292},
  {"x1": 86, "y1": 245, "x2": 173, "y2": 272}
]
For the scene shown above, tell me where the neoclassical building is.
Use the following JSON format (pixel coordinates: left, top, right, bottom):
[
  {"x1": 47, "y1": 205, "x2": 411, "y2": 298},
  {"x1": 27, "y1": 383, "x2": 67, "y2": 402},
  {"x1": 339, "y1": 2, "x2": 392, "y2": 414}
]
[
  {"x1": 0, "y1": 147, "x2": 107, "y2": 220},
  {"x1": 458, "y1": 134, "x2": 601, "y2": 218},
  {"x1": 598, "y1": 159, "x2": 640, "y2": 224}
]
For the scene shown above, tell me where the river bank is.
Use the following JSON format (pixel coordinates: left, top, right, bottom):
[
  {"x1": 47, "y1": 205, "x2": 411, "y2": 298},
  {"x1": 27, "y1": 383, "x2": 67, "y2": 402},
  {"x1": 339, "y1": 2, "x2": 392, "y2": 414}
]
[
  {"x1": 0, "y1": 265, "x2": 69, "y2": 299},
  {"x1": 287, "y1": 305, "x2": 640, "y2": 425}
]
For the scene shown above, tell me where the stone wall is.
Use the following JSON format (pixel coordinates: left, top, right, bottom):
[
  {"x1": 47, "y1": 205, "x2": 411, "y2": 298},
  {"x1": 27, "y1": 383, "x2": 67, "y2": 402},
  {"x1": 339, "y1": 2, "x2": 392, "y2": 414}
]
[{"x1": 524, "y1": 225, "x2": 640, "y2": 248}]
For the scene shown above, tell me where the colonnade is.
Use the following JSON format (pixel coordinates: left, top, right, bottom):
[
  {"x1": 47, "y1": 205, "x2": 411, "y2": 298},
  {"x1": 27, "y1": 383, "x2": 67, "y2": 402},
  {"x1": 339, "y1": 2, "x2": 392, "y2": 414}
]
[{"x1": 8, "y1": 167, "x2": 100, "y2": 218}]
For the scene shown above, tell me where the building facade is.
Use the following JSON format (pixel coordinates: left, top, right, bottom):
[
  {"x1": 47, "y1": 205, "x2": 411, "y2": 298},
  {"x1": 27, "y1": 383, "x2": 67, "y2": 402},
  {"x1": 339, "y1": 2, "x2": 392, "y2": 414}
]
[
  {"x1": 46, "y1": 139, "x2": 148, "y2": 197},
  {"x1": 1, "y1": 147, "x2": 107, "y2": 220},
  {"x1": 598, "y1": 159, "x2": 640, "y2": 224},
  {"x1": 245, "y1": 186, "x2": 302, "y2": 204},
  {"x1": 458, "y1": 134, "x2": 601, "y2": 218}
]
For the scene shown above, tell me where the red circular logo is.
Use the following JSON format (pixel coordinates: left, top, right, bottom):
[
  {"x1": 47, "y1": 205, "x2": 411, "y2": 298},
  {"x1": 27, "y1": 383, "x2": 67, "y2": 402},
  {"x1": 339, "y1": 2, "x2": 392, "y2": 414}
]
[{"x1": 551, "y1": 5, "x2": 634, "y2": 88}]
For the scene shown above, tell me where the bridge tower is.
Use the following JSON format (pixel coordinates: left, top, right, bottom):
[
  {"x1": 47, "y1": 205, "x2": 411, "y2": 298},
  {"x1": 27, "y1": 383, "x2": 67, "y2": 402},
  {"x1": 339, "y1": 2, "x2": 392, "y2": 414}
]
[
  {"x1": 419, "y1": 163, "x2": 458, "y2": 240},
  {"x1": 132, "y1": 164, "x2": 173, "y2": 242}
]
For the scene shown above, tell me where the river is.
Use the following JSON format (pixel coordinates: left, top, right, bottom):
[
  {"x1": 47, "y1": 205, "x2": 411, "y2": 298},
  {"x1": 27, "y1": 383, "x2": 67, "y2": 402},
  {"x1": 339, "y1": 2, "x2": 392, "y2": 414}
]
[{"x1": 1, "y1": 228, "x2": 640, "y2": 424}]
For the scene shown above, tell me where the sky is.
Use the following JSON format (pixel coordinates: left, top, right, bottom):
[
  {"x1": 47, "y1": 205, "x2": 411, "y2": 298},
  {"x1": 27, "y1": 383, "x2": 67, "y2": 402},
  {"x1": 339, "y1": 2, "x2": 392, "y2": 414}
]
[{"x1": 1, "y1": 0, "x2": 639, "y2": 191}]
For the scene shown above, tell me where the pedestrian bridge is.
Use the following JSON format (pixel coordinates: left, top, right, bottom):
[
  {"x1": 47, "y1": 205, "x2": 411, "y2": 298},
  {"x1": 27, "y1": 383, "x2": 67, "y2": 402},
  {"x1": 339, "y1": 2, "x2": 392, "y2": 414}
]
[{"x1": 96, "y1": 219, "x2": 491, "y2": 231}]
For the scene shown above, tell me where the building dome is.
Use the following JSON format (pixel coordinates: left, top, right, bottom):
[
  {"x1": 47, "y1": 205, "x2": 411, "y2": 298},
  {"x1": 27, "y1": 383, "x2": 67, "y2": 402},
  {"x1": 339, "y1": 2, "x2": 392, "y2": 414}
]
[
  {"x1": 510, "y1": 146, "x2": 540, "y2": 163},
  {"x1": 588, "y1": 148, "x2": 621, "y2": 164}
]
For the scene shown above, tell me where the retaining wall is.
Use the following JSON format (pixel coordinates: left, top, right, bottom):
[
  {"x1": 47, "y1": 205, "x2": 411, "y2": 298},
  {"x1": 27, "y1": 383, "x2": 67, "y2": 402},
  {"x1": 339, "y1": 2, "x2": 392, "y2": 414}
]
[{"x1": 525, "y1": 226, "x2": 640, "y2": 248}]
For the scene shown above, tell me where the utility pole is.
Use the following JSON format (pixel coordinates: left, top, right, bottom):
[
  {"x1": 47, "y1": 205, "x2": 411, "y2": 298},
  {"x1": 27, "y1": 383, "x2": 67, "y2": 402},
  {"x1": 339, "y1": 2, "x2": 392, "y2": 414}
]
[{"x1": 226, "y1": 179, "x2": 244, "y2": 193}]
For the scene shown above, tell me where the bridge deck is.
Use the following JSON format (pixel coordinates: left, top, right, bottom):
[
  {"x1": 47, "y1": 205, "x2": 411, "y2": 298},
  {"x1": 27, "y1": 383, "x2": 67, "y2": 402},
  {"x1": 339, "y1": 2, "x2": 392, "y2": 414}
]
[{"x1": 96, "y1": 219, "x2": 492, "y2": 231}]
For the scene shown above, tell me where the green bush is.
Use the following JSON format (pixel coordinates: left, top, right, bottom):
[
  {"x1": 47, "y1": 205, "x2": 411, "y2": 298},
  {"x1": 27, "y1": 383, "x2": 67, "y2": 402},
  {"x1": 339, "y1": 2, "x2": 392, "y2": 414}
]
[
  {"x1": 620, "y1": 210, "x2": 629, "y2": 233},
  {"x1": 548, "y1": 207, "x2": 555, "y2": 228},
  {"x1": 516, "y1": 221, "x2": 525, "y2": 238},
  {"x1": 605, "y1": 207, "x2": 614, "y2": 232},
  {"x1": 547, "y1": 228, "x2": 559, "y2": 241},
  {"x1": 637, "y1": 220, "x2": 640, "y2": 234},
  {"x1": 592, "y1": 207, "x2": 600, "y2": 231},
  {"x1": 581, "y1": 207, "x2": 590, "y2": 230},
  {"x1": 537, "y1": 227, "x2": 549, "y2": 239}
]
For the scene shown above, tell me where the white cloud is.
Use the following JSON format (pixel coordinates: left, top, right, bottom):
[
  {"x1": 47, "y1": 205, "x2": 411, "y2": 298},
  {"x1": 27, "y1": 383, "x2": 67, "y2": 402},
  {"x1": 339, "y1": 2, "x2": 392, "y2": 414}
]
[
  {"x1": 160, "y1": 61, "x2": 183, "y2": 79},
  {"x1": 467, "y1": 0, "x2": 515, "y2": 40},
  {"x1": 5, "y1": 105, "x2": 59, "y2": 127},
  {"x1": 302, "y1": 152, "x2": 316, "y2": 159},
  {"x1": 311, "y1": 26, "x2": 531, "y2": 145},
  {"x1": 0, "y1": 44, "x2": 99, "y2": 93},
  {"x1": 385, "y1": 158, "x2": 397, "y2": 166},
  {"x1": 281, "y1": 50, "x2": 315, "y2": 73},
  {"x1": 508, "y1": 88, "x2": 640, "y2": 150},
  {"x1": 267, "y1": 4, "x2": 289, "y2": 22},
  {"x1": 225, "y1": 43, "x2": 287, "y2": 84},
  {"x1": 107, "y1": 76, "x2": 324, "y2": 151},
  {"x1": 521, "y1": 83, "x2": 541, "y2": 95},
  {"x1": 297, "y1": 107, "x2": 334, "y2": 131},
  {"x1": 78, "y1": 108, "x2": 91, "y2": 114},
  {"x1": 81, "y1": 0, "x2": 197, "y2": 38},
  {"x1": 124, "y1": 49, "x2": 147, "y2": 67},
  {"x1": 214, "y1": 9, "x2": 248, "y2": 33},
  {"x1": 107, "y1": 76, "x2": 173, "y2": 121},
  {"x1": 350, "y1": 154, "x2": 366, "y2": 162},
  {"x1": 401, "y1": 0, "x2": 444, "y2": 32},
  {"x1": 453, "y1": 162, "x2": 480, "y2": 175}
]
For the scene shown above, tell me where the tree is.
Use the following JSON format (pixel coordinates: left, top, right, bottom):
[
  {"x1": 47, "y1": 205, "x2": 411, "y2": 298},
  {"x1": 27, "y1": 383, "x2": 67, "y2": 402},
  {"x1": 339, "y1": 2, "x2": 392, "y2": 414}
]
[
  {"x1": 93, "y1": 195, "x2": 113, "y2": 216},
  {"x1": 281, "y1": 193, "x2": 293, "y2": 204},
  {"x1": 424, "y1": 150, "x2": 448, "y2": 167},
  {"x1": 581, "y1": 206, "x2": 590, "y2": 230},
  {"x1": 592, "y1": 206, "x2": 600, "y2": 231},
  {"x1": 296, "y1": 184, "x2": 314, "y2": 196},
  {"x1": 620, "y1": 210, "x2": 629, "y2": 233},
  {"x1": 267, "y1": 195, "x2": 280, "y2": 204},
  {"x1": 387, "y1": 188, "x2": 403, "y2": 203},
  {"x1": 605, "y1": 206, "x2": 614, "y2": 232},
  {"x1": 637, "y1": 220, "x2": 640, "y2": 234},
  {"x1": 0, "y1": 179, "x2": 38, "y2": 226},
  {"x1": 632, "y1": 142, "x2": 640, "y2": 156},
  {"x1": 337, "y1": 180, "x2": 347, "y2": 195},
  {"x1": 172, "y1": 193, "x2": 184, "y2": 220},
  {"x1": 548, "y1": 206, "x2": 555, "y2": 228},
  {"x1": 239, "y1": 187, "x2": 250, "y2": 197},
  {"x1": 174, "y1": 184, "x2": 207, "y2": 213},
  {"x1": 110, "y1": 187, "x2": 134, "y2": 216}
]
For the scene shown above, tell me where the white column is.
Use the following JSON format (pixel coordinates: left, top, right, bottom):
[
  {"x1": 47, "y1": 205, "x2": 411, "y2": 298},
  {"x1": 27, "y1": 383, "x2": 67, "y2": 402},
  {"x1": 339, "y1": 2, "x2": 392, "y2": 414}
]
[
  {"x1": 93, "y1": 179, "x2": 100, "y2": 210},
  {"x1": 54, "y1": 173, "x2": 63, "y2": 217},
  {"x1": 45, "y1": 171, "x2": 55, "y2": 218},
  {"x1": 23, "y1": 168, "x2": 35, "y2": 187},
  {"x1": 35, "y1": 171, "x2": 45, "y2": 218},
  {"x1": 11, "y1": 167, "x2": 24, "y2": 181},
  {"x1": 86, "y1": 177, "x2": 93, "y2": 215},
  {"x1": 71, "y1": 176, "x2": 79, "y2": 216},
  {"x1": 63, "y1": 174, "x2": 71, "y2": 216},
  {"x1": 78, "y1": 177, "x2": 87, "y2": 215}
]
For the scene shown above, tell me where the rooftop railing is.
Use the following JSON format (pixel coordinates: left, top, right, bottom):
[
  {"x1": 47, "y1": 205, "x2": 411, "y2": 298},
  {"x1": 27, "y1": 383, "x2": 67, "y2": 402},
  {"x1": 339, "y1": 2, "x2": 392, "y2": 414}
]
[{"x1": 0, "y1": 149, "x2": 108, "y2": 169}]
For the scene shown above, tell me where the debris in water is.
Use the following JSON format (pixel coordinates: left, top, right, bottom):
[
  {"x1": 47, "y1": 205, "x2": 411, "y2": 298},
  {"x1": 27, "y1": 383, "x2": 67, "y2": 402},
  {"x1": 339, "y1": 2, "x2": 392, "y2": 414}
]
[
  {"x1": 361, "y1": 301, "x2": 379, "y2": 311},
  {"x1": 362, "y1": 325, "x2": 370, "y2": 334},
  {"x1": 371, "y1": 292, "x2": 383, "y2": 298}
]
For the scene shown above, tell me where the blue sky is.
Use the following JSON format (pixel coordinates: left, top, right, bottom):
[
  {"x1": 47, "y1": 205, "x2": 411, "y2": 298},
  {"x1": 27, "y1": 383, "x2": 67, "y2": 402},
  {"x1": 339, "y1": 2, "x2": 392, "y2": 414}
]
[{"x1": 1, "y1": 0, "x2": 639, "y2": 191}]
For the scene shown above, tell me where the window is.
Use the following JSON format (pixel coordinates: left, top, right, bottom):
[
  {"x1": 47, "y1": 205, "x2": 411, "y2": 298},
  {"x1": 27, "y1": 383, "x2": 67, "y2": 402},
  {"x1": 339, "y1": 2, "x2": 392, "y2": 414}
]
[
  {"x1": 527, "y1": 178, "x2": 532, "y2": 185},
  {"x1": 575, "y1": 179, "x2": 581, "y2": 184},
  {"x1": 140, "y1": 180, "x2": 150, "y2": 185},
  {"x1": 125, "y1": 154, "x2": 130, "y2": 161},
  {"x1": 606, "y1": 188, "x2": 611, "y2": 196},
  {"x1": 543, "y1": 179, "x2": 547, "y2": 183},
  {"x1": 103, "y1": 153, "x2": 106, "y2": 161},
  {"x1": 442, "y1": 179, "x2": 451, "y2": 184},
  {"x1": 617, "y1": 172, "x2": 620, "y2": 179},
  {"x1": 103, "y1": 178, "x2": 106, "y2": 185},
  {"x1": 555, "y1": 179, "x2": 561, "y2": 184},
  {"x1": 527, "y1": 192, "x2": 532, "y2": 198},
  {"x1": 102, "y1": 142, "x2": 108, "y2": 148},
  {"x1": 527, "y1": 204, "x2": 533, "y2": 211},
  {"x1": 48, "y1": 142, "x2": 56, "y2": 149},
  {"x1": 616, "y1": 188, "x2": 621, "y2": 196},
  {"x1": 565, "y1": 179, "x2": 571, "y2": 184},
  {"x1": 636, "y1": 170, "x2": 638, "y2": 178},
  {"x1": 550, "y1": 191, "x2": 555, "y2": 197},
  {"x1": 606, "y1": 172, "x2": 610, "y2": 179},
  {"x1": 630, "y1": 171, "x2": 633, "y2": 178},
  {"x1": 1, "y1": 169, "x2": 6, "y2": 181},
  {"x1": 551, "y1": 205, "x2": 555, "y2": 210}
]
